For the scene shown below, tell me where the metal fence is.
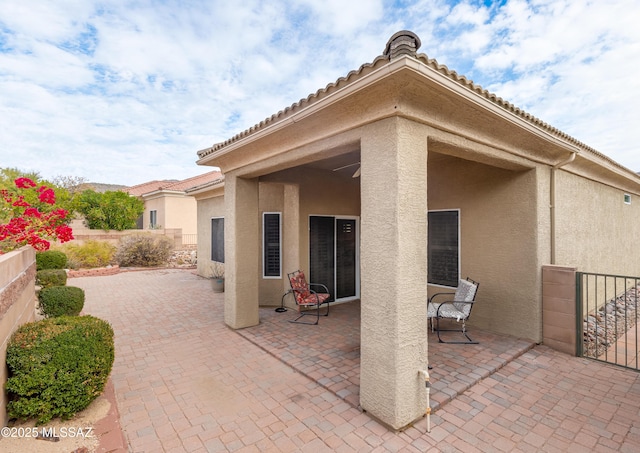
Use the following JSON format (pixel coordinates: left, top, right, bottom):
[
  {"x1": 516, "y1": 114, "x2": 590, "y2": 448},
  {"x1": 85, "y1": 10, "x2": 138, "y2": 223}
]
[
  {"x1": 181, "y1": 234, "x2": 197, "y2": 249},
  {"x1": 577, "y1": 272, "x2": 640, "y2": 371}
]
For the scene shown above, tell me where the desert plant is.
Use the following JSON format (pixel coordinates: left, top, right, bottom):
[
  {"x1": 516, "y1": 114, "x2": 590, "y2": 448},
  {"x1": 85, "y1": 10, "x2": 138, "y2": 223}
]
[
  {"x1": 35, "y1": 250, "x2": 67, "y2": 270},
  {"x1": 204, "y1": 260, "x2": 225, "y2": 278},
  {"x1": 115, "y1": 234, "x2": 173, "y2": 267},
  {"x1": 38, "y1": 285, "x2": 85, "y2": 318},
  {"x1": 5, "y1": 315, "x2": 114, "y2": 424},
  {"x1": 36, "y1": 269, "x2": 67, "y2": 288},
  {"x1": 57, "y1": 240, "x2": 116, "y2": 269}
]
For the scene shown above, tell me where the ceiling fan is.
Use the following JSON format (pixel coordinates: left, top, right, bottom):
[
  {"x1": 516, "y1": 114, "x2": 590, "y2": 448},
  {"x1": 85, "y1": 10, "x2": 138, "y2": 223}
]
[{"x1": 332, "y1": 162, "x2": 361, "y2": 178}]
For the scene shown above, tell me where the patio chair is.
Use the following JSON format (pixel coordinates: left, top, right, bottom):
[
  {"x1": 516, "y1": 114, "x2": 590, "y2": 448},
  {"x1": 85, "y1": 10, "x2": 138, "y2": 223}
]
[
  {"x1": 427, "y1": 277, "x2": 480, "y2": 344},
  {"x1": 287, "y1": 270, "x2": 331, "y2": 325}
]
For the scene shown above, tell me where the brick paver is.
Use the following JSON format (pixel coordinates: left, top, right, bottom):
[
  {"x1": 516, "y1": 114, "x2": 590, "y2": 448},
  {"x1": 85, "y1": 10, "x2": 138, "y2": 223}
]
[{"x1": 77, "y1": 269, "x2": 640, "y2": 452}]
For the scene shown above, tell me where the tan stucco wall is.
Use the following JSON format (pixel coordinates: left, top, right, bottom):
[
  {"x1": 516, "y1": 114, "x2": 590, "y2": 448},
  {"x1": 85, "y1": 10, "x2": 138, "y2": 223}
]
[
  {"x1": 0, "y1": 247, "x2": 37, "y2": 427},
  {"x1": 555, "y1": 169, "x2": 640, "y2": 276},
  {"x1": 427, "y1": 153, "x2": 545, "y2": 343},
  {"x1": 258, "y1": 183, "x2": 286, "y2": 305},
  {"x1": 195, "y1": 192, "x2": 225, "y2": 278},
  {"x1": 144, "y1": 193, "x2": 198, "y2": 235},
  {"x1": 143, "y1": 197, "x2": 165, "y2": 229},
  {"x1": 164, "y1": 195, "x2": 197, "y2": 235}
]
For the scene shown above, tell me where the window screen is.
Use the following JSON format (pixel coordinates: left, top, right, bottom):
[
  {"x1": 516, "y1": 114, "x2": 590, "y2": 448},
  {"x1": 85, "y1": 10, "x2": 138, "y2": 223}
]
[
  {"x1": 211, "y1": 217, "x2": 224, "y2": 263},
  {"x1": 428, "y1": 210, "x2": 459, "y2": 287}
]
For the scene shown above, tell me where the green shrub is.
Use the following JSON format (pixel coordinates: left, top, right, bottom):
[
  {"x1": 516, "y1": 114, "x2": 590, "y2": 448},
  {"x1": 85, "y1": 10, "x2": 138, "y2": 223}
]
[
  {"x1": 36, "y1": 269, "x2": 67, "y2": 288},
  {"x1": 115, "y1": 234, "x2": 173, "y2": 267},
  {"x1": 57, "y1": 240, "x2": 117, "y2": 269},
  {"x1": 5, "y1": 315, "x2": 115, "y2": 424},
  {"x1": 36, "y1": 250, "x2": 67, "y2": 270},
  {"x1": 38, "y1": 286, "x2": 85, "y2": 318}
]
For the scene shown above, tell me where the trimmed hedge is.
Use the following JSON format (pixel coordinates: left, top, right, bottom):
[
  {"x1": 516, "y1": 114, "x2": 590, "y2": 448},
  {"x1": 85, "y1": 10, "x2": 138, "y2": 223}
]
[
  {"x1": 38, "y1": 286, "x2": 85, "y2": 318},
  {"x1": 36, "y1": 250, "x2": 68, "y2": 270},
  {"x1": 5, "y1": 316, "x2": 115, "y2": 424},
  {"x1": 115, "y1": 234, "x2": 173, "y2": 267},
  {"x1": 36, "y1": 269, "x2": 68, "y2": 288}
]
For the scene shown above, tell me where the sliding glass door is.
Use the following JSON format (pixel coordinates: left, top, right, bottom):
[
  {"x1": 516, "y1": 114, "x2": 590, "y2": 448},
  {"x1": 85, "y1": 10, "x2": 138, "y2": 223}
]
[{"x1": 309, "y1": 216, "x2": 359, "y2": 301}]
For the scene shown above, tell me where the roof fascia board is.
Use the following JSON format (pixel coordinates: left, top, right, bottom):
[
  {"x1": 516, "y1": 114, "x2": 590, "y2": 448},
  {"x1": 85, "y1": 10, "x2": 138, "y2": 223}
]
[
  {"x1": 142, "y1": 189, "x2": 186, "y2": 199},
  {"x1": 185, "y1": 181, "x2": 225, "y2": 196}
]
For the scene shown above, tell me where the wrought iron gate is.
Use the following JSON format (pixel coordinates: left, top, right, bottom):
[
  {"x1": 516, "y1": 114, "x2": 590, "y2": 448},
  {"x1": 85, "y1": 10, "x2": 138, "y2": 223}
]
[{"x1": 577, "y1": 272, "x2": 640, "y2": 371}]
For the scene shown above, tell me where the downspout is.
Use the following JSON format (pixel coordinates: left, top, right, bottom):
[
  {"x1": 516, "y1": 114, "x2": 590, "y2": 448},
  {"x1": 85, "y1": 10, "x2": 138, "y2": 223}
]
[{"x1": 550, "y1": 151, "x2": 577, "y2": 264}]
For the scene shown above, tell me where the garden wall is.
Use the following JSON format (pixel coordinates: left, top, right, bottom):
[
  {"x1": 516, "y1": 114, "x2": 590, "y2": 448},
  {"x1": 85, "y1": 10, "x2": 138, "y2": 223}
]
[
  {"x1": 542, "y1": 265, "x2": 577, "y2": 355},
  {"x1": 0, "y1": 246, "x2": 37, "y2": 427},
  {"x1": 68, "y1": 219, "x2": 187, "y2": 248}
]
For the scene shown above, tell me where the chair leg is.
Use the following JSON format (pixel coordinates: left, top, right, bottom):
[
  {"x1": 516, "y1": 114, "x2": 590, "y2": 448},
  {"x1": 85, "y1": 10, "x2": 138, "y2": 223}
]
[
  {"x1": 288, "y1": 300, "x2": 329, "y2": 325},
  {"x1": 289, "y1": 303, "x2": 322, "y2": 325},
  {"x1": 435, "y1": 317, "x2": 479, "y2": 344}
]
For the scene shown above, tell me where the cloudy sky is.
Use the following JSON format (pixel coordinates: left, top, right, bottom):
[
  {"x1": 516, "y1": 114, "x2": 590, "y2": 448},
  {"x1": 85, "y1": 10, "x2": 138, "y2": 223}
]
[{"x1": 1, "y1": 0, "x2": 639, "y2": 186}]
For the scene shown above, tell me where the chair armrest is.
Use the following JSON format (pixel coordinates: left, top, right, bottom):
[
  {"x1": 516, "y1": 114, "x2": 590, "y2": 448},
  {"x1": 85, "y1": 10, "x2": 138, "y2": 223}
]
[
  {"x1": 309, "y1": 282, "x2": 330, "y2": 294},
  {"x1": 428, "y1": 291, "x2": 455, "y2": 304},
  {"x1": 436, "y1": 300, "x2": 474, "y2": 318}
]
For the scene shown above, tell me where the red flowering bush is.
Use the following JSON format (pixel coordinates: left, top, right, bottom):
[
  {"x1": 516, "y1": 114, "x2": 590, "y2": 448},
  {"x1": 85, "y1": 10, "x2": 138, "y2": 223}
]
[{"x1": 0, "y1": 177, "x2": 74, "y2": 253}]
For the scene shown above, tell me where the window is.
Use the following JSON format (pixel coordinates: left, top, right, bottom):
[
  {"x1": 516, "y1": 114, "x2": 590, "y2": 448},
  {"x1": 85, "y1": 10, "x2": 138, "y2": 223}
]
[
  {"x1": 211, "y1": 217, "x2": 224, "y2": 263},
  {"x1": 624, "y1": 193, "x2": 631, "y2": 205},
  {"x1": 428, "y1": 210, "x2": 459, "y2": 287},
  {"x1": 263, "y1": 213, "x2": 281, "y2": 278},
  {"x1": 149, "y1": 210, "x2": 157, "y2": 229}
]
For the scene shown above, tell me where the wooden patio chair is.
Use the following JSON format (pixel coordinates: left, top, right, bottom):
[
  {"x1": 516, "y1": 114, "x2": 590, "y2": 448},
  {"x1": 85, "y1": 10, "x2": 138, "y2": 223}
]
[
  {"x1": 427, "y1": 277, "x2": 480, "y2": 344},
  {"x1": 287, "y1": 270, "x2": 331, "y2": 325}
]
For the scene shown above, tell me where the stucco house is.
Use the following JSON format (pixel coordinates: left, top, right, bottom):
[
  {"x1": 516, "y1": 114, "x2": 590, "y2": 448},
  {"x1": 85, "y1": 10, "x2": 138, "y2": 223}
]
[
  {"x1": 125, "y1": 170, "x2": 222, "y2": 237},
  {"x1": 190, "y1": 31, "x2": 640, "y2": 429}
]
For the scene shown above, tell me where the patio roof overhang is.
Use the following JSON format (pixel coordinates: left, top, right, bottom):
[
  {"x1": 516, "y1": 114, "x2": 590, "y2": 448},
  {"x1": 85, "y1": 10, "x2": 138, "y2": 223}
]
[{"x1": 196, "y1": 31, "x2": 640, "y2": 193}]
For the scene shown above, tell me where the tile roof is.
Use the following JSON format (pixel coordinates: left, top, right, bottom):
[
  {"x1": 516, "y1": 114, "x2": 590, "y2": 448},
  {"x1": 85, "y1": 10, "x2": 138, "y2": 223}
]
[
  {"x1": 124, "y1": 170, "x2": 222, "y2": 197},
  {"x1": 124, "y1": 180, "x2": 176, "y2": 197},
  {"x1": 160, "y1": 170, "x2": 223, "y2": 192},
  {"x1": 198, "y1": 30, "x2": 630, "y2": 175}
]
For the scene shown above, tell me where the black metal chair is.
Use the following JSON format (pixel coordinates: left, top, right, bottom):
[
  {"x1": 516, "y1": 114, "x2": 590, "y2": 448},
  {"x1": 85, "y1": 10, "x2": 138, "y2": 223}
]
[
  {"x1": 287, "y1": 270, "x2": 330, "y2": 325},
  {"x1": 427, "y1": 277, "x2": 480, "y2": 344}
]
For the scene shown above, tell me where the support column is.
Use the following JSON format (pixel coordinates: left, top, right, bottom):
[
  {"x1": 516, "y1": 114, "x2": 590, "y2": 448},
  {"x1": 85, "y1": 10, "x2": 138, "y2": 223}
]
[
  {"x1": 282, "y1": 184, "x2": 300, "y2": 303},
  {"x1": 224, "y1": 173, "x2": 260, "y2": 329},
  {"x1": 360, "y1": 117, "x2": 429, "y2": 430}
]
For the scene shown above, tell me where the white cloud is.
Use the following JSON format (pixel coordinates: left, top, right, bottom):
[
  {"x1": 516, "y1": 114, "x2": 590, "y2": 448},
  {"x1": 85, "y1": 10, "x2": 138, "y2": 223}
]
[{"x1": 1, "y1": 0, "x2": 639, "y2": 186}]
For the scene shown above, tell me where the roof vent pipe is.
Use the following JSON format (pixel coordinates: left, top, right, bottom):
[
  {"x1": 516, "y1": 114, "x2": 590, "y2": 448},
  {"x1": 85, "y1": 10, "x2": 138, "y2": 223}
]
[{"x1": 383, "y1": 30, "x2": 422, "y2": 60}]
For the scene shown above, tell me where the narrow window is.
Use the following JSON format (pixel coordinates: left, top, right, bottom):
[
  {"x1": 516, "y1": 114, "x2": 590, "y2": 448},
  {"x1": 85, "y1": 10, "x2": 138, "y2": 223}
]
[
  {"x1": 211, "y1": 217, "x2": 224, "y2": 263},
  {"x1": 263, "y1": 212, "x2": 281, "y2": 278},
  {"x1": 428, "y1": 210, "x2": 460, "y2": 287},
  {"x1": 624, "y1": 193, "x2": 631, "y2": 205},
  {"x1": 149, "y1": 210, "x2": 157, "y2": 229}
]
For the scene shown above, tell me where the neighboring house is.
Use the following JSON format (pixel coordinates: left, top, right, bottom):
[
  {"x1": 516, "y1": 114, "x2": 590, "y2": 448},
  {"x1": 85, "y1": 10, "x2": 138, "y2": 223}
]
[
  {"x1": 190, "y1": 31, "x2": 640, "y2": 429},
  {"x1": 125, "y1": 171, "x2": 222, "y2": 236}
]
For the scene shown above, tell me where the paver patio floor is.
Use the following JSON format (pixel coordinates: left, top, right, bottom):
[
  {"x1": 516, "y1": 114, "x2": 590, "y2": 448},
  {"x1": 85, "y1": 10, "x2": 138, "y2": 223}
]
[{"x1": 77, "y1": 269, "x2": 640, "y2": 452}]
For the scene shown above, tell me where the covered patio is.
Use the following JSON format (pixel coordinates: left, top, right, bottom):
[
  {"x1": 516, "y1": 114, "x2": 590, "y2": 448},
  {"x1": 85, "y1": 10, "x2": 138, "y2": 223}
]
[
  {"x1": 236, "y1": 301, "x2": 535, "y2": 416},
  {"x1": 193, "y1": 30, "x2": 586, "y2": 428}
]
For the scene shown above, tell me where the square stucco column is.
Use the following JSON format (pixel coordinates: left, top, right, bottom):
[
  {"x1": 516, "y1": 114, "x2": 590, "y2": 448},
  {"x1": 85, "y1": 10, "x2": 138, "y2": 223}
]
[
  {"x1": 224, "y1": 173, "x2": 260, "y2": 329},
  {"x1": 282, "y1": 184, "x2": 300, "y2": 298},
  {"x1": 360, "y1": 117, "x2": 429, "y2": 430}
]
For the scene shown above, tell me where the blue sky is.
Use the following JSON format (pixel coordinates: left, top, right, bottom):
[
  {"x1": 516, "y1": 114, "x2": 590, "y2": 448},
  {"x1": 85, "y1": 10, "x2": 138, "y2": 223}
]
[{"x1": 1, "y1": 0, "x2": 639, "y2": 186}]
